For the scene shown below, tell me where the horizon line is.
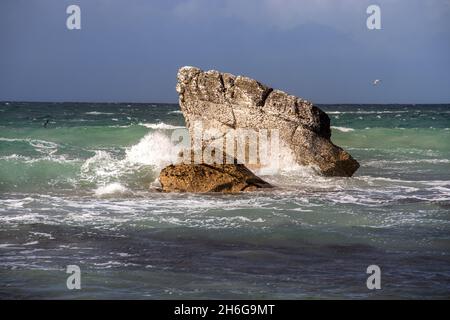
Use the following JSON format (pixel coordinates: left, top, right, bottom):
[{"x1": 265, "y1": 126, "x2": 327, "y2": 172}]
[{"x1": 2, "y1": 100, "x2": 450, "y2": 106}]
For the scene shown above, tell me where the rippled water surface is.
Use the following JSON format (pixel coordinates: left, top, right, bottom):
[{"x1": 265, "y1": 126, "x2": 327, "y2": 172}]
[{"x1": 0, "y1": 102, "x2": 449, "y2": 299}]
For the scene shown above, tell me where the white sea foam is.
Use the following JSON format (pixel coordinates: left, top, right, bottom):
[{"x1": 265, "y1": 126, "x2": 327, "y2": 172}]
[
  {"x1": 0, "y1": 153, "x2": 79, "y2": 164},
  {"x1": 23, "y1": 241, "x2": 39, "y2": 246},
  {"x1": 0, "y1": 243, "x2": 16, "y2": 248},
  {"x1": 139, "y1": 122, "x2": 185, "y2": 130},
  {"x1": 365, "y1": 159, "x2": 450, "y2": 166},
  {"x1": 81, "y1": 150, "x2": 117, "y2": 183},
  {"x1": 95, "y1": 183, "x2": 130, "y2": 197},
  {"x1": 331, "y1": 126, "x2": 355, "y2": 132},
  {"x1": 0, "y1": 154, "x2": 30, "y2": 161},
  {"x1": 85, "y1": 111, "x2": 115, "y2": 115},
  {"x1": 0, "y1": 198, "x2": 34, "y2": 209},
  {"x1": 326, "y1": 110, "x2": 410, "y2": 115},
  {"x1": 29, "y1": 232, "x2": 55, "y2": 239},
  {"x1": 108, "y1": 125, "x2": 132, "y2": 128},
  {"x1": 0, "y1": 137, "x2": 58, "y2": 154}
]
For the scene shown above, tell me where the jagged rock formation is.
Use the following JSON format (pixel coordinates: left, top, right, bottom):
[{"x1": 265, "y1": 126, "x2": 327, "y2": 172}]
[
  {"x1": 159, "y1": 163, "x2": 273, "y2": 193},
  {"x1": 176, "y1": 66, "x2": 359, "y2": 176}
]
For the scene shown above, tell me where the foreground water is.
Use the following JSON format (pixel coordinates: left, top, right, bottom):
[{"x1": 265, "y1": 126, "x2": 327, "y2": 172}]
[{"x1": 0, "y1": 102, "x2": 449, "y2": 299}]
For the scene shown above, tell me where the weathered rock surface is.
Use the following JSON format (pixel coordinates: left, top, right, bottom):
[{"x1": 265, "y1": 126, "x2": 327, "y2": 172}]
[
  {"x1": 159, "y1": 163, "x2": 273, "y2": 193},
  {"x1": 176, "y1": 66, "x2": 359, "y2": 176}
]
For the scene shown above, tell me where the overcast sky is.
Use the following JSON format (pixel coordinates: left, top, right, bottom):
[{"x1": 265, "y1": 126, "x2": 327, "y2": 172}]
[{"x1": 1, "y1": 0, "x2": 449, "y2": 103}]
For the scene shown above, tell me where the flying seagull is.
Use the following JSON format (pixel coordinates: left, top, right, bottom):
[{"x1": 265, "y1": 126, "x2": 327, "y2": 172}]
[{"x1": 373, "y1": 79, "x2": 381, "y2": 86}]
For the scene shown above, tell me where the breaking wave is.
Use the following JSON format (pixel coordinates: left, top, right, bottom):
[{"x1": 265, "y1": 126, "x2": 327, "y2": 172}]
[
  {"x1": 80, "y1": 131, "x2": 183, "y2": 191},
  {"x1": 95, "y1": 183, "x2": 130, "y2": 197}
]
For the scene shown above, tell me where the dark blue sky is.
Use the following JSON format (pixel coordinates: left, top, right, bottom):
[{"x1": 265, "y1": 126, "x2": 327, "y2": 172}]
[{"x1": 1, "y1": 0, "x2": 449, "y2": 103}]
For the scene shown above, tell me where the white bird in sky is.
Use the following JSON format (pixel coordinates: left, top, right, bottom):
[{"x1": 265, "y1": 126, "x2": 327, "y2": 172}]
[{"x1": 373, "y1": 79, "x2": 381, "y2": 86}]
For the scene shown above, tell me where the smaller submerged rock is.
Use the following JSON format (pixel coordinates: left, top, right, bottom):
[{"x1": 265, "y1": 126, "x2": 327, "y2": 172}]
[{"x1": 159, "y1": 163, "x2": 273, "y2": 193}]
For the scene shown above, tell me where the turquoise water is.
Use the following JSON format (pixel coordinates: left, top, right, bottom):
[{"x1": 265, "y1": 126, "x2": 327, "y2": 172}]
[{"x1": 0, "y1": 102, "x2": 449, "y2": 299}]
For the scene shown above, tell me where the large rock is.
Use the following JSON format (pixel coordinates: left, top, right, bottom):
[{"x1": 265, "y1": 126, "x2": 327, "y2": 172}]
[
  {"x1": 159, "y1": 163, "x2": 273, "y2": 193},
  {"x1": 176, "y1": 66, "x2": 359, "y2": 176}
]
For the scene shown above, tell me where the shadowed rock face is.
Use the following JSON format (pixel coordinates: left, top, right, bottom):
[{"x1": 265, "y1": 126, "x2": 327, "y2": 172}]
[
  {"x1": 159, "y1": 163, "x2": 273, "y2": 193},
  {"x1": 176, "y1": 66, "x2": 359, "y2": 177}
]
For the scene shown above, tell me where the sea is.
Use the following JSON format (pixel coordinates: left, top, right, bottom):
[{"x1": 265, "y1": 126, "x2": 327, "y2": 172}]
[{"x1": 0, "y1": 102, "x2": 449, "y2": 299}]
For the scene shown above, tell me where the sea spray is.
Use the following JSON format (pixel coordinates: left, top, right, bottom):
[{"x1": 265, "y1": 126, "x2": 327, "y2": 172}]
[
  {"x1": 125, "y1": 131, "x2": 181, "y2": 167},
  {"x1": 80, "y1": 131, "x2": 182, "y2": 192}
]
